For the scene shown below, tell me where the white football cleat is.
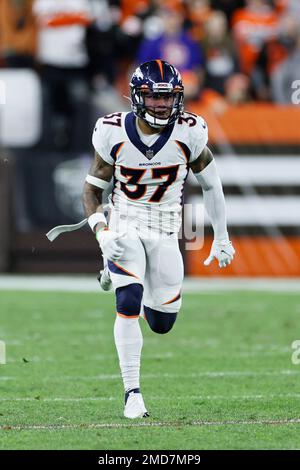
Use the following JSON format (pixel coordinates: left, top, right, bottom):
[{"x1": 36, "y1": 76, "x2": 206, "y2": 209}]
[
  {"x1": 124, "y1": 388, "x2": 149, "y2": 419},
  {"x1": 97, "y1": 265, "x2": 112, "y2": 291}
]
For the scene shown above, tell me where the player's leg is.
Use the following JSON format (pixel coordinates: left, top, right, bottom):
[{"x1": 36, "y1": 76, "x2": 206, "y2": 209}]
[
  {"x1": 108, "y1": 217, "x2": 148, "y2": 418},
  {"x1": 143, "y1": 233, "x2": 184, "y2": 334}
]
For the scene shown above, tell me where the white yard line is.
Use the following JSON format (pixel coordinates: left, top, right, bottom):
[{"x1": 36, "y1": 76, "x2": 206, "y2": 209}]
[
  {"x1": 1, "y1": 370, "x2": 299, "y2": 382},
  {"x1": 48, "y1": 370, "x2": 300, "y2": 380},
  {"x1": 1, "y1": 418, "x2": 300, "y2": 431},
  {"x1": 0, "y1": 275, "x2": 300, "y2": 292},
  {"x1": 1, "y1": 393, "x2": 300, "y2": 402}
]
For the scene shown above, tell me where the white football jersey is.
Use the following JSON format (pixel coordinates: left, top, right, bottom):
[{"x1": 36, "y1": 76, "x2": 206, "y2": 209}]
[{"x1": 92, "y1": 111, "x2": 208, "y2": 233}]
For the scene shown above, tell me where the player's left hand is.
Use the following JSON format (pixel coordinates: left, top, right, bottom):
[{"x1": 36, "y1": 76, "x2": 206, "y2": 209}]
[
  {"x1": 204, "y1": 239, "x2": 235, "y2": 268},
  {"x1": 96, "y1": 229, "x2": 125, "y2": 261}
]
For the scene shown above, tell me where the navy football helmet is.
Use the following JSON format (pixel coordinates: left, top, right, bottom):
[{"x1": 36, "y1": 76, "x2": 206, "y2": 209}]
[{"x1": 130, "y1": 60, "x2": 184, "y2": 128}]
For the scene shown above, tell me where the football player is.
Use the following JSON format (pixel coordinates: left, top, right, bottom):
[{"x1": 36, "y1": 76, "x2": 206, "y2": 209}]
[{"x1": 83, "y1": 60, "x2": 235, "y2": 419}]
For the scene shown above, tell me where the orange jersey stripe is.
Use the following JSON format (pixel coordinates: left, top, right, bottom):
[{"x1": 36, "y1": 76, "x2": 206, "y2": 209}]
[
  {"x1": 116, "y1": 142, "x2": 125, "y2": 158},
  {"x1": 163, "y1": 291, "x2": 181, "y2": 305},
  {"x1": 176, "y1": 141, "x2": 189, "y2": 163},
  {"x1": 43, "y1": 13, "x2": 91, "y2": 28},
  {"x1": 112, "y1": 261, "x2": 139, "y2": 279}
]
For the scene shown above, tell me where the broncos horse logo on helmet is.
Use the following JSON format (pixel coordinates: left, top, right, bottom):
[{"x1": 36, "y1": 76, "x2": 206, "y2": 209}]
[{"x1": 130, "y1": 60, "x2": 184, "y2": 128}]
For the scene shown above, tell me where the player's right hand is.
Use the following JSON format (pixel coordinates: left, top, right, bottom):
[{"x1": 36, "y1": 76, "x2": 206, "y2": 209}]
[{"x1": 96, "y1": 229, "x2": 124, "y2": 261}]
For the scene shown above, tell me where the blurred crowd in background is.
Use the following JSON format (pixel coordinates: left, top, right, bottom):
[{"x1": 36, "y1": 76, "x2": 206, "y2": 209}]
[
  {"x1": 1, "y1": 0, "x2": 300, "y2": 151},
  {"x1": 2, "y1": 1, "x2": 300, "y2": 97}
]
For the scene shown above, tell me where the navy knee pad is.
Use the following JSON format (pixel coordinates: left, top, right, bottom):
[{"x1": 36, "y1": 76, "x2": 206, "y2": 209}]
[
  {"x1": 116, "y1": 283, "x2": 143, "y2": 317},
  {"x1": 144, "y1": 306, "x2": 177, "y2": 334}
]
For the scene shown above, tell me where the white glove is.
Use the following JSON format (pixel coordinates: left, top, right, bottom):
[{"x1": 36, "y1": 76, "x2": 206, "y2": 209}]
[
  {"x1": 96, "y1": 229, "x2": 125, "y2": 261},
  {"x1": 204, "y1": 239, "x2": 235, "y2": 268}
]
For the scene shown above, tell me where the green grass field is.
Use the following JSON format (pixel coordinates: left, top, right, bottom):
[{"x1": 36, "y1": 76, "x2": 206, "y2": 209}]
[{"x1": 1, "y1": 289, "x2": 300, "y2": 450}]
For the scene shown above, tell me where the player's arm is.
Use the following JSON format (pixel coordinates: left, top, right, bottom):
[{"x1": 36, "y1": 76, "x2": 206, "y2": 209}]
[
  {"x1": 83, "y1": 151, "x2": 113, "y2": 232},
  {"x1": 190, "y1": 146, "x2": 235, "y2": 268},
  {"x1": 83, "y1": 152, "x2": 123, "y2": 260}
]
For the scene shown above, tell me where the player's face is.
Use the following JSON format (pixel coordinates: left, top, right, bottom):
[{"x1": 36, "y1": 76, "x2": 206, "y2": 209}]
[{"x1": 144, "y1": 92, "x2": 174, "y2": 119}]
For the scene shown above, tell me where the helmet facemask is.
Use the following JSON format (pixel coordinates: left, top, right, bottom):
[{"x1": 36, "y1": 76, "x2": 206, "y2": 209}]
[{"x1": 131, "y1": 83, "x2": 184, "y2": 128}]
